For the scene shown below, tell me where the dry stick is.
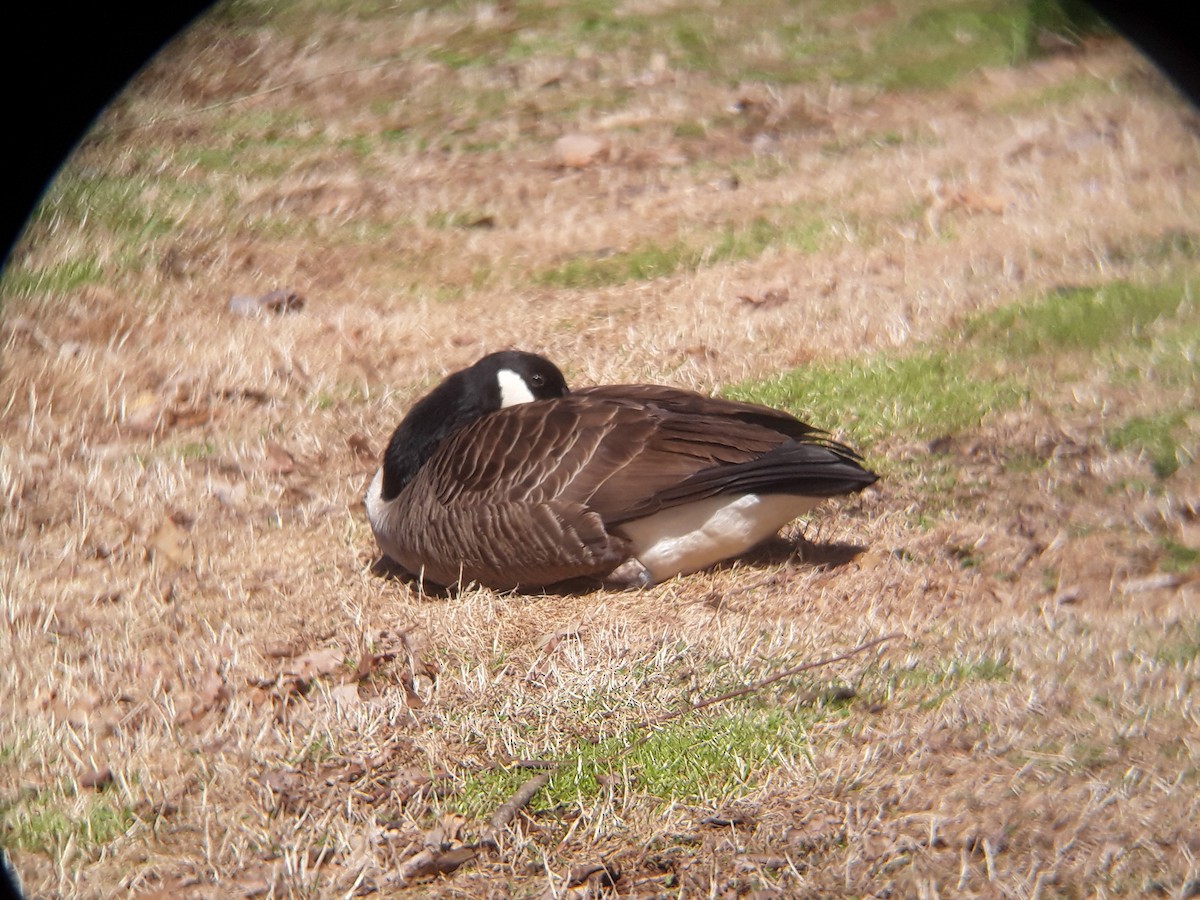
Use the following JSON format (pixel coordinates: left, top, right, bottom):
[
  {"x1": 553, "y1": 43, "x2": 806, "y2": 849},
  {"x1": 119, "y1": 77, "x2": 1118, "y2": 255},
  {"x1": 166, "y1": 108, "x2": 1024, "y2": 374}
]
[
  {"x1": 479, "y1": 632, "x2": 901, "y2": 846},
  {"x1": 481, "y1": 772, "x2": 552, "y2": 848},
  {"x1": 633, "y1": 632, "x2": 902, "y2": 730}
]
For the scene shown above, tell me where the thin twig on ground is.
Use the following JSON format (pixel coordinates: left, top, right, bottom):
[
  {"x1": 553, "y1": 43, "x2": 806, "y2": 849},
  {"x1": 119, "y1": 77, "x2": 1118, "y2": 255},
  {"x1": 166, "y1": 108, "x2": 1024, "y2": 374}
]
[
  {"x1": 482, "y1": 771, "x2": 552, "y2": 847},
  {"x1": 633, "y1": 632, "x2": 901, "y2": 729}
]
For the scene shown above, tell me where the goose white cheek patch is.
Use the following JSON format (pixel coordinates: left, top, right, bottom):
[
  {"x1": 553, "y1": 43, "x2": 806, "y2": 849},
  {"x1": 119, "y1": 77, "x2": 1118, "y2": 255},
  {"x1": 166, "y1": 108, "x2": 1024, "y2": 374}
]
[{"x1": 497, "y1": 368, "x2": 536, "y2": 407}]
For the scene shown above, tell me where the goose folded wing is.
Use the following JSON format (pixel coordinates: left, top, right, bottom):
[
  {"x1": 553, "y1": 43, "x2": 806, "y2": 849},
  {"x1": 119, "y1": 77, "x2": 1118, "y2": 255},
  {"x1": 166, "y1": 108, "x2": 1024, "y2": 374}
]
[
  {"x1": 395, "y1": 403, "x2": 638, "y2": 586},
  {"x1": 574, "y1": 384, "x2": 839, "y2": 447}
]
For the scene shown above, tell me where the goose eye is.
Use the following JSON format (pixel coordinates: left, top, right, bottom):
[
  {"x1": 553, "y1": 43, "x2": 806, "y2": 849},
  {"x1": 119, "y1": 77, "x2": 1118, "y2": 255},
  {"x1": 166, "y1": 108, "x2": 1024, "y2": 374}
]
[{"x1": 529, "y1": 374, "x2": 546, "y2": 387}]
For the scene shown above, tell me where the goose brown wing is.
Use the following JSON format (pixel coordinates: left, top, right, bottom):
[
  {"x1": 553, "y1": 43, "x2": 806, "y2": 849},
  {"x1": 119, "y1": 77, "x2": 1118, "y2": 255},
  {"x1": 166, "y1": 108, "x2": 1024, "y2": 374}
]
[
  {"x1": 393, "y1": 399, "x2": 646, "y2": 587},
  {"x1": 575, "y1": 384, "x2": 845, "y2": 449},
  {"x1": 567, "y1": 386, "x2": 876, "y2": 524}
]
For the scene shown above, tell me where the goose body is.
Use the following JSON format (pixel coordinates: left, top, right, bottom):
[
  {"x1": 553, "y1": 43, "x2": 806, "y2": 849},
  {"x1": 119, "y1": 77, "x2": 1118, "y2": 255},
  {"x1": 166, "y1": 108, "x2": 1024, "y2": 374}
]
[{"x1": 365, "y1": 351, "x2": 878, "y2": 590}]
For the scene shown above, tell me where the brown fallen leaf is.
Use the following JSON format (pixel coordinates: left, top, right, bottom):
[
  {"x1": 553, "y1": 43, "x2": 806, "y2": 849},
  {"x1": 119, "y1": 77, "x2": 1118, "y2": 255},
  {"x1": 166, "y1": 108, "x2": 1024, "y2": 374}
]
[
  {"x1": 262, "y1": 768, "x2": 305, "y2": 795},
  {"x1": 176, "y1": 666, "x2": 230, "y2": 729},
  {"x1": 956, "y1": 188, "x2": 1006, "y2": 214},
  {"x1": 228, "y1": 289, "x2": 305, "y2": 317},
  {"x1": 931, "y1": 185, "x2": 1007, "y2": 216},
  {"x1": 330, "y1": 682, "x2": 362, "y2": 709},
  {"x1": 700, "y1": 811, "x2": 755, "y2": 828},
  {"x1": 347, "y1": 433, "x2": 375, "y2": 461},
  {"x1": 147, "y1": 518, "x2": 195, "y2": 569},
  {"x1": 78, "y1": 765, "x2": 114, "y2": 790},
  {"x1": 737, "y1": 287, "x2": 791, "y2": 309},
  {"x1": 123, "y1": 391, "x2": 167, "y2": 436},
  {"x1": 425, "y1": 813, "x2": 466, "y2": 849},
  {"x1": 566, "y1": 862, "x2": 619, "y2": 888},
  {"x1": 262, "y1": 639, "x2": 303, "y2": 659},
  {"x1": 284, "y1": 647, "x2": 344, "y2": 679},
  {"x1": 554, "y1": 133, "x2": 609, "y2": 168},
  {"x1": 170, "y1": 403, "x2": 213, "y2": 430},
  {"x1": 529, "y1": 624, "x2": 583, "y2": 679},
  {"x1": 264, "y1": 440, "x2": 296, "y2": 474}
]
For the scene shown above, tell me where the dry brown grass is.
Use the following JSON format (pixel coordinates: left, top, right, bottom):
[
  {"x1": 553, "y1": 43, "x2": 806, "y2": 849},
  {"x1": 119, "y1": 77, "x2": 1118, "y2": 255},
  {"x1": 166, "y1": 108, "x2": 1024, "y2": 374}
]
[{"x1": 3, "y1": 2, "x2": 1200, "y2": 896}]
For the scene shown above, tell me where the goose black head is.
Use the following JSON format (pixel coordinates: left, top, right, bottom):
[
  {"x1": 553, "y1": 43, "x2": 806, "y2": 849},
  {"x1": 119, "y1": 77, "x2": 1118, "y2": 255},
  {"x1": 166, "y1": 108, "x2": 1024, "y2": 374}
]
[{"x1": 380, "y1": 351, "x2": 570, "y2": 500}]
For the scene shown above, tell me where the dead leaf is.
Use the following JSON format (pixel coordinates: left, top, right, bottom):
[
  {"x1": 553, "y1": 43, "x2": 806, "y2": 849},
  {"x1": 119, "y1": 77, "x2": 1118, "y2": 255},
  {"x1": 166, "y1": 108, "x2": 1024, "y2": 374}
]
[
  {"x1": 931, "y1": 185, "x2": 1007, "y2": 216},
  {"x1": 529, "y1": 624, "x2": 583, "y2": 679},
  {"x1": 284, "y1": 647, "x2": 344, "y2": 679},
  {"x1": 262, "y1": 639, "x2": 303, "y2": 659},
  {"x1": 228, "y1": 289, "x2": 305, "y2": 317},
  {"x1": 399, "y1": 669, "x2": 425, "y2": 709},
  {"x1": 262, "y1": 769, "x2": 301, "y2": 793},
  {"x1": 261, "y1": 289, "x2": 305, "y2": 313},
  {"x1": 124, "y1": 391, "x2": 167, "y2": 436},
  {"x1": 566, "y1": 862, "x2": 619, "y2": 888},
  {"x1": 700, "y1": 811, "x2": 755, "y2": 828},
  {"x1": 737, "y1": 287, "x2": 791, "y2": 309},
  {"x1": 537, "y1": 622, "x2": 582, "y2": 651},
  {"x1": 395, "y1": 847, "x2": 478, "y2": 885},
  {"x1": 176, "y1": 667, "x2": 230, "y2": 729},
  {"x1": 78, "y1": 765, "x2": 114, "y2": 790},
  {"x1": 403, "y1": 849, "x2": 477, "y2": 883},
  {"x1": 425, "y1": 814, "x2": 466, "y2": 849},
  {"x1": 347, "y1": 433, "x2": 375, "y2": 461},
  {"x1": 170, "y1": 403, "x2": 213, "y2": 429},
  {"x1": 147, "y1": 518, "x2": 195, "y2": 569},
  {"x1": 554, "y1": 133, "x2": 609, "y2": 168},
  {"x1": 264, "y1": 440, "x2": 295, "y2": 474},
  {"x1": 330, "y1": 682, "x2": 362, "y2": 709}
]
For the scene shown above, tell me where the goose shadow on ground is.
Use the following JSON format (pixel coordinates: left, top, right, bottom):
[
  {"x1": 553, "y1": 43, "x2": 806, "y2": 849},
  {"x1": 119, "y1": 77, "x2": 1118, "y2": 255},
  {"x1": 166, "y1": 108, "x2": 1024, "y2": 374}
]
[{"x1": 368, "y1": 534, "x2": 869, "y2": 598}]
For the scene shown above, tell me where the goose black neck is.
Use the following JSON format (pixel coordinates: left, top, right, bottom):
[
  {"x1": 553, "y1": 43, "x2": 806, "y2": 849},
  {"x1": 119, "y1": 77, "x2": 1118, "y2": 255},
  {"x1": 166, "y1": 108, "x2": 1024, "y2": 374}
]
[{"x1": 380, "y1": 369, "x2": 497, "y2": 500}]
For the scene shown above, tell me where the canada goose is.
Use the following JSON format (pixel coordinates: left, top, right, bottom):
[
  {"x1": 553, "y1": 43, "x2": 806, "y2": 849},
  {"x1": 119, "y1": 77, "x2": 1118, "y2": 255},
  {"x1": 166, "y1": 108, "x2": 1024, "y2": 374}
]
[{"x1": 365, "y1": 350, "x2": 878, "y2": 590}]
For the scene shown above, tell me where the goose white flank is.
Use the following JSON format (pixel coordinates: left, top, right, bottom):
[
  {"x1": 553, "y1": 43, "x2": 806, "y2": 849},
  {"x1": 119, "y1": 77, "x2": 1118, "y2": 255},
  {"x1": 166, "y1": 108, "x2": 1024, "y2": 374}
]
[{"x1": 365, "y1": 350, "x2": 878, "y2": 590}]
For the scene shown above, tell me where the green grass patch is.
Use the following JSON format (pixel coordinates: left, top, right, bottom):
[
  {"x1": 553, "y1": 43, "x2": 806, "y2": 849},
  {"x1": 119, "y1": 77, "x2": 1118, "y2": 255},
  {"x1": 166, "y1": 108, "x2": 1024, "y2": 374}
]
[
  {"x1": 426, "y1": 210, "x2": 497, "y2": 230},
  {"x1": 898, "y1": 655, "x2": 1012, "y2": 690},
  {"x1": 0, "y1": 257, "x2": 104, "y2": 301},
  {"x1": 1135, "y1": 229, "x2": 1200, "y2": 264},
  {"x1": 33, "y1": 171, "x2": 178, "y2": 244},
  {"x1": 167, "y1": 439, "x2": 218, "y2": 461},
  {"x1": 1154, "y1": 623, "x2": 1200, "y2": 667},
  {"x1": 728, "y1": 351, "x2": 1023, "y2": 447},
  {"x1": 1160, "y1": 539, "x2": 1200, "y2": 574},
  {"x1": 537, "y1": 213, "x2": 825, "y2": 290},
  {"x1": 312, "y1": 382, "x2": 367, "y2": 411},
  {"x1": 992, "y1": 70, "x2": 1110, "y2": 113},
  {"x1": 965, "y1": 282, "x2": 1189, "y2": 357},
  {"x1": 537, "y1": 243, "x2": 688, "y2": 290},
  {"x1": 1109, "y1": 411, "x2": 1191, "y2": 479},
  {"x1": 725, "y1": 277, "x2": 1195, "y2": 464},
  {"x1": 886, "y1": 654, "x2": 1012, "y2": 710},
  {"x1": 0, "y1": 791, "x2": 133, "y2": 855},
  {"x1": 846, "y1": 2, "x2": 1033, "y2": 90},
  {"x1": 452, "y1": 707, "x2": 812, "y2": 818}
]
